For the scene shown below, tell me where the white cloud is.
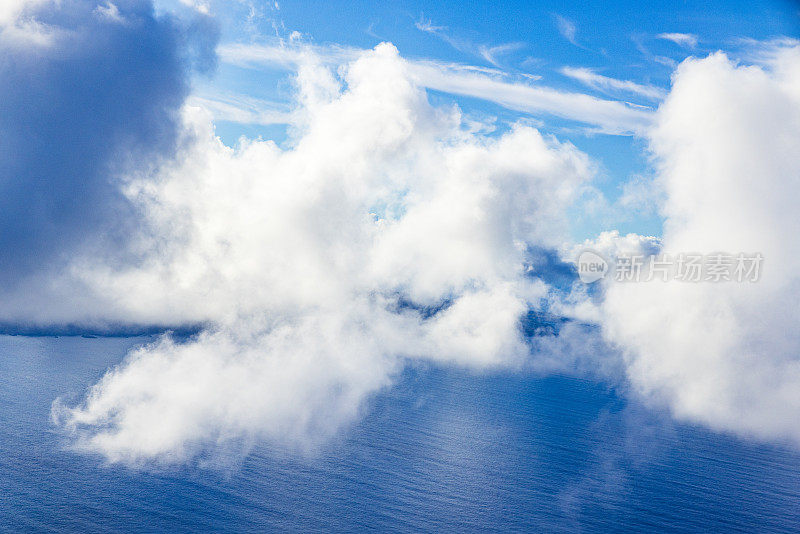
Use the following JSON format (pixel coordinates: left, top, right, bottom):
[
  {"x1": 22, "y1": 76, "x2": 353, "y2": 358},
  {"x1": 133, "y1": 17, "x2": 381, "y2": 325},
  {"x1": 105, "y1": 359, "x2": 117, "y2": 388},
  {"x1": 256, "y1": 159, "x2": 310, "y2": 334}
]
[
  {"x1": 414, "y1": 14, "x2": 523, "y2": 68},
  {"x1": 478, "y1": 42, "x2": 525, "y2": 67},
  {"x1": 178, "y1": 0, "x2": 210, "y2": 15},
  {"x1": 220, "y1": 40, "x2": 360, "y2": 69},
  {"x1": 407, "y1": 60, "x2": 652, "y2": 134},
  {"x1": 568, "y1": 230, "x2": 661, "y2": 264},
  {"x1": 560, "y1": 66, "x2": 667, "y2": 100},
  {"x1": 632, "y1": 34, "x2": 678, "y2": 68},
  {"x1": 554, "y1": 14, "x2": 578, "y2": 46},
  {"x1": 48, "y1": 43, "x2": 595, "y2": 463},
  {"x1": 0, "y1": 0, "x2": 57, "y2": 46},
  {"x1": 187, "y1": 93, "x2": 291, "y2": 125},
  {"x1": 601, "y1": 44, "x2": 800, "y2": 446},
  {"x1": 0, "y1": 0, "x2": 46, "y2": 26},
  {"x1": 219, "y1": 41, "x2": 653, "y2": 134},
  {"x1": 616, "y1": 173, "x2": 664, "y2": 216},
  {"x1": 94, "y1": 2, "x2": 125, "y2": 24},
  {"x1": 414, "y1": 16, "x2": 446, "y2": 34},
  {"x1": 657, "y1": 32, "x2": 698, "y2": 48}
]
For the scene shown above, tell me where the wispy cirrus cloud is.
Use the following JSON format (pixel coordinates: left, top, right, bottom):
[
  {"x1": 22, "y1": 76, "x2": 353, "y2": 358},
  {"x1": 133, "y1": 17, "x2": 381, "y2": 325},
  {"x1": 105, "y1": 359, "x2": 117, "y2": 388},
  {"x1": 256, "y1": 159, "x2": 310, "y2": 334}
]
[
  {"x1": 219, "y1": 40, "x2": 361, "y2": 68},
  {"x1": 560, "y1": 66, "x2": 667, "y2": 100},
  {"x1": 632, "y1": 34, "x2": 678, "y2": 68},
  {"x1": 219, "y1": 41, "x2": 653, "y2": 134},
  {"x1": 478, "y1": 42, "x2": 526, "y2": 67},
  {"x1": 657, "y1": 32, "x2": 698, "y2": 48},
  {"x1": 408, "y1": 60, "x2": 652, "y2": 134},
  {"x1": 188, "y1": 93, "x2": 292, "y2": 125},
  {"x1": 414, "y1": 14, "x2": 524, "y2": 68},
  {"x1": 554, "y1": 14, "x2": 578, "y2": 46},
  {"x1": 414, "y1": 15, "x2": 446, "y2": 34}
]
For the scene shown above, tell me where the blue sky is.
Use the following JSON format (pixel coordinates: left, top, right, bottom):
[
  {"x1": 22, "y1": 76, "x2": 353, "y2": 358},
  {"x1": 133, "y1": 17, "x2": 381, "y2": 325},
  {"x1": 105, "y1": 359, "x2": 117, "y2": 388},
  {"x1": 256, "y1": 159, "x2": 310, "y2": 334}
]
[{"x1": 161, "y1": 0, "x2": 799, "y2": 240}]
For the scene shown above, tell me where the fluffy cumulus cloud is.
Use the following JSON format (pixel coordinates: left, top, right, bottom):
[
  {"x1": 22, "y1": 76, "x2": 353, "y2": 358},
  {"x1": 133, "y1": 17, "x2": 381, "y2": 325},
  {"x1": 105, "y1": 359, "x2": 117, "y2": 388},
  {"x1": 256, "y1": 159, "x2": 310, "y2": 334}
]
[
  {"x1": 42, "y1": 43, "x2": 595, "y2": 463},
  {"x1": 602, "y1": 44, "x2": 800, "y2": 445}
]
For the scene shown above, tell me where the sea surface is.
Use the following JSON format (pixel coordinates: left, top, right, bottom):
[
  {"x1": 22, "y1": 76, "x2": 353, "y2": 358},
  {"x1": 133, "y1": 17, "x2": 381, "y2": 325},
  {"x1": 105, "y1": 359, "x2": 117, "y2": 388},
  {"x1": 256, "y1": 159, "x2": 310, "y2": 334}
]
[{"x1": 1, "y1": 335, "x2": 799, "y2": 532}]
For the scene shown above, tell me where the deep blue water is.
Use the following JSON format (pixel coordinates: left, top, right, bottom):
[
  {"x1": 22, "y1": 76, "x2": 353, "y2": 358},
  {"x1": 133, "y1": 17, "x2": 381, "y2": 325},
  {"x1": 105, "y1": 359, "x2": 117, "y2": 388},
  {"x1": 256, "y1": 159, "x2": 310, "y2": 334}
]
[{"x1": 1, "y1": 335, "x2": 799, "y2": 532}]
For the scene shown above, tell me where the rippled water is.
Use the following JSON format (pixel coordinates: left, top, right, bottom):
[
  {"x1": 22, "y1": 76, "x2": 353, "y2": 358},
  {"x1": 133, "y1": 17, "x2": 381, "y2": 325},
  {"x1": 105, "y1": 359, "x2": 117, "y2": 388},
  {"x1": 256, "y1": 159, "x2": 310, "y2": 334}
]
[{"x1": 1, "y1": 335, "x2": 799, "y2": 532}]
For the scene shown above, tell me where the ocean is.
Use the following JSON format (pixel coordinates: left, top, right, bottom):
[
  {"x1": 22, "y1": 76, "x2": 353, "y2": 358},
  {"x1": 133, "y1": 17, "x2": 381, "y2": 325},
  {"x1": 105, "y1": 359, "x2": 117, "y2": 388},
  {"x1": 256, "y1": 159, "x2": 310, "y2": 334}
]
[{"x1": 1, "y1": 335, "x2": 798, "y2": 532}]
